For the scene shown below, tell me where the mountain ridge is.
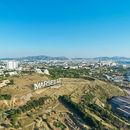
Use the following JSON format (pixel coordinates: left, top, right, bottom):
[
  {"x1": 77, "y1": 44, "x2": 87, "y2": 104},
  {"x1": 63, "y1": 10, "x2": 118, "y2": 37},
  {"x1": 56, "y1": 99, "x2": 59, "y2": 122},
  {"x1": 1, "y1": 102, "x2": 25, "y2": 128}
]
[{"x1": 0, "y1": 55, "x2": 130, "y2": 61}]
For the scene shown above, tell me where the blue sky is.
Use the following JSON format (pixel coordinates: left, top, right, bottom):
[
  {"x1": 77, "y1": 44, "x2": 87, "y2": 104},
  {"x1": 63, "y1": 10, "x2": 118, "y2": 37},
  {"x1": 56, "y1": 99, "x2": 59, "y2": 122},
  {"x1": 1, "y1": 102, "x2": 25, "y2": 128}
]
[{"x1": 0, "y1": 0, "x2": 130, "y2": 58}]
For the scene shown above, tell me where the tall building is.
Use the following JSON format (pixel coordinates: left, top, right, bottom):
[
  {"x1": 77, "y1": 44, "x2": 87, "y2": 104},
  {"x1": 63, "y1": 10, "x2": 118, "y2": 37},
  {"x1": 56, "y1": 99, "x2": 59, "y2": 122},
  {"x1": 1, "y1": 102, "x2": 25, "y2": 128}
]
[{"x1": 7, "y1": 61, "x2": 19, "y2": 70}]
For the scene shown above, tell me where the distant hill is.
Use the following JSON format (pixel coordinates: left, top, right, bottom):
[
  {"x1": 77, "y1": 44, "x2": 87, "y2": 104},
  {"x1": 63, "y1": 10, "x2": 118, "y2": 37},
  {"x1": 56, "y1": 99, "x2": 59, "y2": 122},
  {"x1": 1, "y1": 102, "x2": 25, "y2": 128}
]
[
  {"x1": 22, "y1": 55, "x2": 69, "y2": 60},
  {"x1": 93, "y1": 56, "x2": 130, "y2": 61},
  {"x1": 1, "y1": 55, "x2": 130, "y2": 62},
  {"x1": 0, "y1": 55, "x2": 69, "y2": 61},
  {"x1": 72, "y1": 56, "x2": 130, "y2": 62}
]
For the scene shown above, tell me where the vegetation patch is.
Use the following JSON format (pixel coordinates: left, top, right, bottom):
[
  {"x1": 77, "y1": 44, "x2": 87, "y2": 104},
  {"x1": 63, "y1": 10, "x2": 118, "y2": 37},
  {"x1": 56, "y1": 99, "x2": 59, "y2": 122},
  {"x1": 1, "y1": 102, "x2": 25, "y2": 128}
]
[
  {"x1": 59, "y1": 95, "x2": 105, "y2": 129},
  {"x1": 0, "y1": 94, "x2": 11, "y2": 100},
  {"x1": 53, "y1": 120, "x2": 66, "y2": 130}
]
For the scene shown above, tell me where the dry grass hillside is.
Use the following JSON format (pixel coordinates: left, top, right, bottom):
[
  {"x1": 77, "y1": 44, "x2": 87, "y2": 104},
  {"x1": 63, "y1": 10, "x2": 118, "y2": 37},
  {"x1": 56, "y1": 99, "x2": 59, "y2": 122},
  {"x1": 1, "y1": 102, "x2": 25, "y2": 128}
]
[
  {"x1": 61, "y1": 78, "x2": 125, "y2": 103},
  {"x1": 0, "y1": 75, "x2": 128, "y2": 130}
]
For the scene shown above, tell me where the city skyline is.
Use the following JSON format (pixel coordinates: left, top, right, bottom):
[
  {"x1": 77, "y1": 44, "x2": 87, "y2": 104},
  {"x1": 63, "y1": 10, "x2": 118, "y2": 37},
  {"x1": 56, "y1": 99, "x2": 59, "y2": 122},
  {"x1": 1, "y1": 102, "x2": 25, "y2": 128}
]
[{"x1": 0, "y1": 0, "x2": 130, "y2": 57}]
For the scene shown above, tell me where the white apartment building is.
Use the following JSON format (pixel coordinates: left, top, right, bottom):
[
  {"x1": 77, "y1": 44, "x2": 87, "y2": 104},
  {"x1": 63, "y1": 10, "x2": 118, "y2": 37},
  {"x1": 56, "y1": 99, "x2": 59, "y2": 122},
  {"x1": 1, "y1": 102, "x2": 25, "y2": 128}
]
[{"x1": 7, "y1": 61, "x2": 19, "y2": 70}]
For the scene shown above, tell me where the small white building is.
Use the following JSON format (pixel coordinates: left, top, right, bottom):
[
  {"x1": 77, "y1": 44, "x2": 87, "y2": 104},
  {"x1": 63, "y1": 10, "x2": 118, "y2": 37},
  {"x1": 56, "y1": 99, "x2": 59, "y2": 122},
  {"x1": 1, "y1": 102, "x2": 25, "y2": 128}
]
[
  {"x1": 44, "y1": 69, "x2": 50, "y2": 75},
  {"x1": 8, "y1": 71, "x2": 18, "y2": 76},
  {"x1": 35, "y1": 68, "x2": 50, "y2": 75},
  {"x1": 35, "y1": 68, "x2": 44, "y2": 74}
]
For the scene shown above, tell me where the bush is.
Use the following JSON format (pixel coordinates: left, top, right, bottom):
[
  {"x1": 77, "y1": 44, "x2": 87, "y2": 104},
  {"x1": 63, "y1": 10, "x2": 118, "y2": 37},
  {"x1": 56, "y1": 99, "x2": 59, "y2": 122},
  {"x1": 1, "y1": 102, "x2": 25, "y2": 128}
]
[{"x1": 0, "y1": 94, "x2": 11, "y2": 100}]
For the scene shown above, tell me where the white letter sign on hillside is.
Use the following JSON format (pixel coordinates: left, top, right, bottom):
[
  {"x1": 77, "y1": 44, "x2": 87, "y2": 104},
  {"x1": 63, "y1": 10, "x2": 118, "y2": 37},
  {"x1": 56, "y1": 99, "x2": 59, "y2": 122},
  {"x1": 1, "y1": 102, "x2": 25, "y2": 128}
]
[{"x1": 33, "y1": 79, "x2": 61, "y2": 90}]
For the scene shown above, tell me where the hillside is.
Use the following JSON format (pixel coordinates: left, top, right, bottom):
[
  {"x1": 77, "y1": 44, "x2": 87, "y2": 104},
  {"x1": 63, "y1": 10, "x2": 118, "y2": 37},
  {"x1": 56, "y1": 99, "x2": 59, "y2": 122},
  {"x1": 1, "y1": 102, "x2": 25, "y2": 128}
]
[{"x1": 0, "y1": 74, "x2": 129, "y2": 130}]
